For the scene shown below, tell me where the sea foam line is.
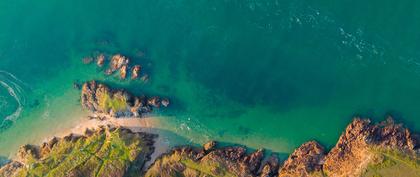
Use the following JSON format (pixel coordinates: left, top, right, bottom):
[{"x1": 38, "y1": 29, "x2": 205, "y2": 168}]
[{"x1": 0, "y1": 70, "x2": 27, "y2": 122}]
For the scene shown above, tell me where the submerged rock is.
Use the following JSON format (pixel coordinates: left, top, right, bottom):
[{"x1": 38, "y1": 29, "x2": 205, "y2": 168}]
[
  {"x1": 140, "y1": 74, "x2": 149, "y2": 82},
  {"x1": 82, "y1": 57, "x2": 93, "y2": 64},
  {"x1": 161, "y1": 98, "x2": 170, "y2": 107}
]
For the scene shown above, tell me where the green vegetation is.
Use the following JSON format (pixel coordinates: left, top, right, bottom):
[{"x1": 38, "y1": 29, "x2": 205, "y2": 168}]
[
  {"x1": 3, "y1": 128, "x2": 154, "y2": 177},
  {"x1": 97, "y1": 91, "x2": 128, "y2": 113},
  {"x1": 362, "y1": 148, "x2": 420, "y2": 177}
]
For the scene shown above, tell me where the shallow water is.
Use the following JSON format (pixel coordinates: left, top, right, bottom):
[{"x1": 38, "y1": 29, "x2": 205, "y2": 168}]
[{"x1": 1, "y1": 0, "x2": 420, "y2": 157}]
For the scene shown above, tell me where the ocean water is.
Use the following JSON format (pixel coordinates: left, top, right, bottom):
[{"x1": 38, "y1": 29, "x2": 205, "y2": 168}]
[{"x1": 1, "y1": 0, "x2": 420, "y2": 157}]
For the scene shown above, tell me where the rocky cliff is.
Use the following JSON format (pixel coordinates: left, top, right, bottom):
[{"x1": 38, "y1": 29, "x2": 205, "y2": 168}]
[{"x1": 323, "y1": 117, "x2": 419, "y2": 177}]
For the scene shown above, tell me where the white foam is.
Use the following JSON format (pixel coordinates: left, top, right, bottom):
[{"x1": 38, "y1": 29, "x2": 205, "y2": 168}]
[{"x1": 0, "y1": 71, "x2": 27, "y2": 122}]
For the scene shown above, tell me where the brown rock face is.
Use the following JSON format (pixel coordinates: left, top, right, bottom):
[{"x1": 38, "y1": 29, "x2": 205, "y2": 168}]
[
  {"x1": 323, "y1": 119, "x2": 373, "y2": 177},
  {"x1": 323, "y1": 117, "x2": 419, "y2": 177},
  {"x1": 370, "y1": 117, "x2": 417, "y2": 150},
  {"x1": 278, "y1": 141, "x2": 325, "y2": 177}
]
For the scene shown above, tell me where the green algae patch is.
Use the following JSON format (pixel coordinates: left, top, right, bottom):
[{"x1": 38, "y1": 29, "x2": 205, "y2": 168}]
[
  {"x1": 0, "y1": 127, "x2": 155, "y2": 177},
  {"x1": 362, "y1": 149, "x2": 420, "y2": 177},
  {"x1": 97, "y1": 90, "x2": 128, "y2": 113}
]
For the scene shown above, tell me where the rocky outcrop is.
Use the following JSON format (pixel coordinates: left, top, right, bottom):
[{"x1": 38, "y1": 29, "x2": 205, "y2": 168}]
[
  {"x1": 120, "y1": 65, "x2": 128, "y2": 79},
  {"x1": 278, "y1": 141, "x2": 325, "y2": 177},
  {"x1": 146, "y1": 141, "x2": 266, "y2": 177},
  {"x1": 131, "y1": 65, "x2": 141, "y2": 80},
  {"x1": 0, "y1": 126, "x2": 156, "y2": 177},
  {"x1": 83, "y1": 53, "x2": 147, "y2": 81},
  {"x1": 96, "y1": 54, "x2": 105, "y2": 67},
  {"x1": 81, "y1": 80, "x2": 169, "y2": 118},
  {"x1": 323, "y1": 117, "x2": 419, "y2": 177}
]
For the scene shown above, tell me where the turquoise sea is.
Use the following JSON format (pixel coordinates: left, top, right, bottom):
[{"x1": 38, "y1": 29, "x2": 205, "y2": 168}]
[{"x1": 1, "y1": 0, "x2": 420, "y2": 158}]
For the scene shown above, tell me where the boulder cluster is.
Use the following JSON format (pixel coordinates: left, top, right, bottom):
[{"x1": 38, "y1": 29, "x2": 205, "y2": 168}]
[{"x1": 83, "y1": 53, "x2": 148, "y2": 81}]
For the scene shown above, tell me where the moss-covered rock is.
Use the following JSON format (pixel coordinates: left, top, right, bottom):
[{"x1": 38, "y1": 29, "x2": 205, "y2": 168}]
[{"x1": 0, "y1": 126, "x2": 156, "y2": 177}]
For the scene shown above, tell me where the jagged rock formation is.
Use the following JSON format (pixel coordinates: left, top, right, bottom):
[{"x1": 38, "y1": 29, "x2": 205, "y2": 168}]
[
  {"x1": 81, "y1": 80, "x2": 169, "y2": 118},
  {"x1": 145, "y1": 141, "x2": 265, "y2": 177},
  {"x1": 323, "y1": 117, "x2": 419, "y2": 177},
  {"x1": 0, "y1": 126, "x2": 156, "y2": 177},
  {"x1": 83, "y1": 53, "x2": 147, "y2": 80},
  {"x1": 278, "y1": 141, "x2": 325, "y2": 177}
]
